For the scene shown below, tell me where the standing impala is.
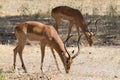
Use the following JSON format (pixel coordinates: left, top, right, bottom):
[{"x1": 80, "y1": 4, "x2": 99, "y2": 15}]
[
  {"x1": 13, "y1": 21, "x2": 80, "y2": 73},
  {"x1": 52, "y1": 6, "x2": 93, "y2": 46}
]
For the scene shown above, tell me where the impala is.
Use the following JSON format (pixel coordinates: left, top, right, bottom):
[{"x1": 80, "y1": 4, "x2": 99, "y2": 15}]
[
  {"x1": 13, "y1": 21, "x2": 80, "y2": 73},
  {"x1": 52, "y1": 6, "x2": 93, "y2": 46}
]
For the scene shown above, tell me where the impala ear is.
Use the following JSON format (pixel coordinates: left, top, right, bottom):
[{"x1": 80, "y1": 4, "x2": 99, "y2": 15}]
[
  {"x1": 90, "y1": 32, "x2": 93, "y2": 36},
  {"x1": 86, "y1": 32, "x2": 93, "y2": 37},
  {"x1": 86, "y1": 32, "x2": 90, "y2": 36}
]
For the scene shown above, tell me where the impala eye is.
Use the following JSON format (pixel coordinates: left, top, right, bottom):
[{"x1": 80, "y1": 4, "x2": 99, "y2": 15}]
[
  {"x1": 66, "y1": 60, "x2": 69, "y2": 64},
  {"x1": 72, "y1": 50, "x2": 74, "y2": 54}
]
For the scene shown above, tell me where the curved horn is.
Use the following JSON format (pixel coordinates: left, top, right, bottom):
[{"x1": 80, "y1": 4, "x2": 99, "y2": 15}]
[
  {"x1": 64, "y1": 35, "x2": 73, "y2": 58},
  {"x1": 87, "y1": 20, "x2": 92, "y2": 26},
  {"x1": 72, "y1": 36, "x2": 80, "y2": 59},
  {"x1": 87, "y1": 20, "x2": 94, "y2": 33},
  {"x1": 94, "y1": 18, "x2": 101, "y2": 36}
]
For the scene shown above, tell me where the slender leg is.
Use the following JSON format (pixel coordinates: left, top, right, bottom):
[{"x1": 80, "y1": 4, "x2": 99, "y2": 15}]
[
  {"x1": 13, "y1": 41, "x2": 27, "y2": 73},
  {"x1": 75, "y1": 25, "x2": 83, "y2": 45},
  {"x1": 67, "y1": 21, "x2": 74, "y2": 37},
  {"x1": 75, "y1": 25, "x2": 80, "y2": 37},
  {"x1": 40, "y1": 43, "x2": 46, "y2": 74},
  {"x1": 17, "y1": 39, "x2": 27, "y2": 72},
  {"x1": 50, "y1": 48, "x2": 61, "y2": 72},
  {"x1": 13, "y1": 29, "x2": 27, "y2": 73},
  {"x1": 13, "y1": 45, "x2": 18, "y2": 70},
  {"x1": 54, "y1": 18, "x2": 61, "y2": 32}
]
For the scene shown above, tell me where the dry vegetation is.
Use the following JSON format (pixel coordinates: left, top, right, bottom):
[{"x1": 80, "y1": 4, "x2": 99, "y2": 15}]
[{"x1": 0, "y1": 0, "x2": 120, "y2": 80}]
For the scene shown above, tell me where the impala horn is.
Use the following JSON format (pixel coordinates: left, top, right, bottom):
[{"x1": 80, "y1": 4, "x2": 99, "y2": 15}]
[
  {"x1": 64, "y1": 35, "x2": 80, "y2": 59},
  {"x1": 64, "y1": 35, "x2": 73, "y2": 58},
  {"x1": 94, "y1": 18, "x2": 101, "y2": 36},
  {"x1": 87, "y1": 20, "x2": 92, "y2": 26},
  {"x1": 71, "y1": 36, "x2": 80, "y2": 59}
]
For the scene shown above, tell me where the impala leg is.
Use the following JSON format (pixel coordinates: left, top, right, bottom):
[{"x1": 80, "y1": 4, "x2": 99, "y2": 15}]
[
  {"x1": 75, "y1": 25, "x2": 83, "y2": 45},
  {"x1": 40, "y1": 43, "x2": 45, "y2": 74},
  {"x1": 18, "y1": 42, "x2": 27, "y2": 73},
  {"x1": 13, "y1": 41, "x2": 27, "y2": 73},
  {"x1": 13, "y1": 45, "x2": 19, "y2": 70},
  {"x1": 50, "y1": 48, "x2": 61, "y2": 72},
  {"x1": 54, "y1": 18, "x2": 61, "y2": 32},
  {"x1": 67, "y1": 21, "x2": 74, "y2": 37},
  {"x1": 75, "y1": 25, "x2": 80, "y2": 37}
]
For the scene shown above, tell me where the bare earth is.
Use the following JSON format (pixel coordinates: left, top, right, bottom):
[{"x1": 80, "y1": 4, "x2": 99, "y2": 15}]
[
  {"x1": 0, "y1": 44, "x2": 120, "y2": 80},
  {"x1": 0, "y1": 0, "x2": 119, "y2": 80}
]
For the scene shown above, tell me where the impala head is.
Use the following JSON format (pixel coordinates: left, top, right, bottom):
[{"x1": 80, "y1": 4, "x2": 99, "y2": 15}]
[
  {"x1": 85, "y1": 18, "x2": 101, "y2": 46},
  {"x1": 63, "y1": 56, "x2": 73, "y2": 73},
  {"x1": 63, "y1": 35, "x2": 80, "y2": 73}
]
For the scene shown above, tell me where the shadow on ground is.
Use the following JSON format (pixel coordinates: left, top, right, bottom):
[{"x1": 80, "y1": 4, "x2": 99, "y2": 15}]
[{"x1": 0, "y1": 14, "x2": 120, "y2": 46}]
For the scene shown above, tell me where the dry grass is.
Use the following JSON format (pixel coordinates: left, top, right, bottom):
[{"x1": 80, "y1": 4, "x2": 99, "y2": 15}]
[{"x1": 0, "y1": 0, "x2": 119, "y2": 16}]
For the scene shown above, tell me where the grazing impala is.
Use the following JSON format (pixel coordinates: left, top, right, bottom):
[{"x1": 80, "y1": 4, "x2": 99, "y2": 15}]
[
  {"x1": 52, "y1": 6, "x2": 93, "y2": 46},
  {"x1": 13, "y1": 21, "x2": 80, "y2": 73}
]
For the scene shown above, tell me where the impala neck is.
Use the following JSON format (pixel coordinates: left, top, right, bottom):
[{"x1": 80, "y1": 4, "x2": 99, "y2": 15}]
[
  {"x1": 54, "y1": 44, "x2": 69, "y2": 59},
  {"x1": 52, "y1": 38, "x2": 70, "y2": 64},
  {"x1": 81, "y1": 20, "x2": 89, "y2": 32},
  {"x1": 82, "y1": 23, "x2": 90, "y2": 35},
  {"x1": 82, "y1": 21, "x2": 93, "y2": 46}
]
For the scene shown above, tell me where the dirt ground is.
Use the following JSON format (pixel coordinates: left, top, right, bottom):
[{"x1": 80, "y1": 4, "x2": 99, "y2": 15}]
[
  {"x1": 0, "y1": 0, "x2": 119, "y2": 80},
  {"x1": 0, "y1": 44, "x2": 120, "y2": 80}
]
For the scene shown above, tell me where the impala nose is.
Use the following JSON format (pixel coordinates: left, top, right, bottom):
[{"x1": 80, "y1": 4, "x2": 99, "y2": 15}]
[{"x1": 66, "y1": 70, "x2": 69, "y2": 73}]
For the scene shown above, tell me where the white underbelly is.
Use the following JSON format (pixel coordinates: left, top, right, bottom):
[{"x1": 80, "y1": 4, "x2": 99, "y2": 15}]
[
  {"x1": 26, "y1": 33, "x2": 45, "y2": 44},
  {"x1": 60, "y1": 14, "x2": 73, "y2": 21},
  {"x1": 62, "y1": 19, "x2": 69, "y2": 22},
  {"x1": 27, "y1": 39, "x2": 40, "y2": 44}
]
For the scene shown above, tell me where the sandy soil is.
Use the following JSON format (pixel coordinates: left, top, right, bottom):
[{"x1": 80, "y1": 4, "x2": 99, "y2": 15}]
[
  {"x1": 0, "y1": 44, "x2": 120, "y2": 80},
  {"x1": 0, "y1": 0, "x2": 119, "y2": 80}
]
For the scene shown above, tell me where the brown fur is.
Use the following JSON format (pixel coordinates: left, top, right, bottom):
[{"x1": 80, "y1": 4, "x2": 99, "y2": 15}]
[
  {"x1": 13, "y1": 21, "x2": 73, "y2": 73},
  {"x1": 52, "y1": 6, "x2": 93, "y2": 46}
]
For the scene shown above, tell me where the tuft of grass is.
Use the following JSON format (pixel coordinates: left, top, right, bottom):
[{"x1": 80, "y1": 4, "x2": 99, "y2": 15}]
[
  {"x1": 32, "y1": 12, "x2": 40, "y2": 19},
  {"x1": 0, "y1": 5, "x2": 2, "y2": 9},
  {"x1": 0, "y1": 68, "x2": 5, "y2": 80},
  {"x1": 118, "y1": 59, "x2": 120, "y2": 65},
  {"x1": 17, "y1": 3, "x2": 31, "y2": 16}
]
